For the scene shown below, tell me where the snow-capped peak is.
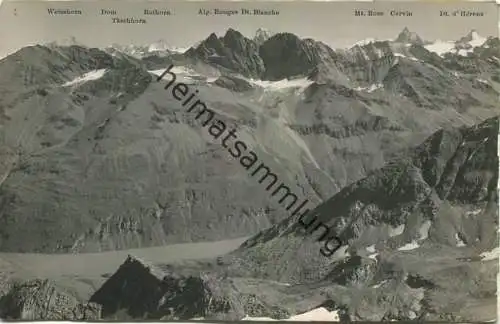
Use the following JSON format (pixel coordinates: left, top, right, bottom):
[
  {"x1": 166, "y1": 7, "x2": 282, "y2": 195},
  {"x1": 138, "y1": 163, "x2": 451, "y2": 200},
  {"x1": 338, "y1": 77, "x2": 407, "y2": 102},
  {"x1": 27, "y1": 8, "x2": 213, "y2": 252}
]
[
  {"x1": 62, "y1": 69, "x2": 107, "y2": 87},
  {"x1": 147, "y1": 39, "x2": 171, "y2": 52},
  {"x1": 424, "y1": 40, "x2": 455, "y2": 56},
  {"x1": 254, "y1": 28, "x2": 275, "y2": 45},
  {"x1": 106, "y1": 40, "x2": 188, "y2": 58},
  {"x1": 457, "y1": 29, "x2": 487, "y2": 48},
  {"x1": 425, "y1": 29, "x2": 488, "y2": 57},
  {"x1": 351, "y1": 38, "x2": 376, "y2": 47},
  {"x1": 469, "y1": 30, "x2": 481, "y2": 40}
]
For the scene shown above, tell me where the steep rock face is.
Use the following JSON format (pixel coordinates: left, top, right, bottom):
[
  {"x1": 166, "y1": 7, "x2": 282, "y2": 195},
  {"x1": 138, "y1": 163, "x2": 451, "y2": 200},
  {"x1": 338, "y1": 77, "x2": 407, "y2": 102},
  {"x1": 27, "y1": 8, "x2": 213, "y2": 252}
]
[
  {"x1": 89, "y1": 255, "x2": 236, "y2": 319},
  {"x1": 454, "y1": 30, "x2": 486, "y2": 53},
  {"x1": 0, "y1": 45, "x2": 105, "y2": 113},
  {"x1": 0, "y1": 44, "x2": 145, "y2": 121},
  {"x1": 395, "y1": 28, "x2": 425, "y2": 46},
  {"x1": 228, "y1": 117, "x2": 499, "y2": 283},
  {"x1": 204, "y1": 117, "x2": 499, "y2": 321},
  {"x1": 253, "y1": 28, "x2": 275, "y2": 46},
  {"x1": 0, "y1": 45, "x2": 319, "y2": 252},
  {"x1": 6, "y1": 118, "x2": 496, "y2": 322},
  {"x1": 0, "y1": 279, "x2": 101, "y2": 320},
  {"x1": 185, "y1": 29, "x2": 264, "y2": 78},
  {"x1": 382, "y1": 57, "x2": 495, "y2": 111},
  {"x1": 335, "y1": 42, "x2": 396, "y2": 85},
  {"x1": 442, "y1": 37, "x2": 500, "y2": 77},
  {"x1": 88, "y1": 253, "x2": 440, "y2": 321},
  {"x1": 89, "y1": 256, "x2": 290, "y2": 320},
  {"x1": 0, "y1": 30, "x2": 499, "y2": 253},
  {"x1": 259, "y1": 33, "x2": 337, "y2": 81}
]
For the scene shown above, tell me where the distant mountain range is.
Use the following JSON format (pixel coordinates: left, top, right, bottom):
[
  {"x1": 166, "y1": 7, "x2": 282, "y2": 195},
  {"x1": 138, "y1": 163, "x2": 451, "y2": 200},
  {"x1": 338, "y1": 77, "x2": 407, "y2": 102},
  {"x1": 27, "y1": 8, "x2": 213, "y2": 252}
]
[
  {"x1": 0, "y1": 26, "x2": 498, "y2": 252},
  {"x1": 0, "y1": 26, "x2": 498, "y2": 321},
  {"x1": 99, "y1": 27, "x2": 491, "y2": 61}
]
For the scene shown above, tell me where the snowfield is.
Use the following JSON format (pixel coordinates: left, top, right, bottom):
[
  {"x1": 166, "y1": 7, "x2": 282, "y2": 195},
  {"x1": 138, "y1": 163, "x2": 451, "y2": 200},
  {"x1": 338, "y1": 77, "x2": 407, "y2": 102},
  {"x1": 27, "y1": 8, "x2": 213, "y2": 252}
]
[
  {"x1": 243, "y1": 307, "x2": 340, "y2": 321},
  {"x1": 62, "y1": 69, "x2": 107, "y2": 87}
]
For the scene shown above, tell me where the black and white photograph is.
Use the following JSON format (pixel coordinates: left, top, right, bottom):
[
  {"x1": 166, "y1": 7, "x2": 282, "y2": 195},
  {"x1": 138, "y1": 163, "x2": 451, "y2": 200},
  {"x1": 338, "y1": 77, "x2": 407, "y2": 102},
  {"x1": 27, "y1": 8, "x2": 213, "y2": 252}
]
[{"x1": 0, "y1": 0, "x2": 498, "y2": 321}]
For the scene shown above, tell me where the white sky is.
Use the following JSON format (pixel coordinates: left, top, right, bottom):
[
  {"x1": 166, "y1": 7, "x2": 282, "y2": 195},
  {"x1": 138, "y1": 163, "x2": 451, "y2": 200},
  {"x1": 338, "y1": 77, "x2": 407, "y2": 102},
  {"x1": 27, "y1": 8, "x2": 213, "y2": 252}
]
[{"x1": 0, "y1": 1, "x2": 498, "y2": 58}]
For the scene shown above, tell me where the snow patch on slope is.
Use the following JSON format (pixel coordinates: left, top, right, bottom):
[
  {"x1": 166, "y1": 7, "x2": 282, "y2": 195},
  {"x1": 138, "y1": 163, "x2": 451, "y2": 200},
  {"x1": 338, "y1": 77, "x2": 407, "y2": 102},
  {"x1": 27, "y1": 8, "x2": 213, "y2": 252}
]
[
  {"x1": 398, "y1": 241, "x2": 420, "y2": 251},
  {"x1": 455, "y1": 233, "x2": 466, "y2": 247},
  {"x1": 480, "y1": 247, "x2": 500, "y2": 261},
  {"x1": 250, "y1": 77, "x2": 313, "y2": 92},
  {"x1": 149, "y1": 66, "x2": 218, "y2": 84},
  {"x1": 394, "y1": 53, "x2": 422, "y2": 62},
  {"x1": 418, "y1": 220, "x2": 432, "y2": 240},
  {"x1": 424, "y1": 41, "x2": 456, "y2": 56},
  {"x1": 466, "y1": 208, "x2": 482, "y2": 218},
  {"x1": 62, "y1": 69, "x2": 107, "y2": 87},
  {"x1": 465, "y1": 31, "x2": 487, "y2": 48},
  {"x1": 242, "y1": 307, "x2": 340, "y2": 321},
  {"x1": 371, "y1": 280, "x2": 387, "y2": 288},
  {"x1": 389, "y1": 224, "x2": 405, "y2": 237},
  {"x1": 351, "y1": 38, "x2": 376, "y2": 47},
  {"x1": 354, "y1": 83, "x2": 383, "y2": 93},
  {"x1": 397, "y1": 221, "x2": 430, "y2": 251},
  {"x1": 425, "y1": 31, "x2": 487, "y2": 57}
]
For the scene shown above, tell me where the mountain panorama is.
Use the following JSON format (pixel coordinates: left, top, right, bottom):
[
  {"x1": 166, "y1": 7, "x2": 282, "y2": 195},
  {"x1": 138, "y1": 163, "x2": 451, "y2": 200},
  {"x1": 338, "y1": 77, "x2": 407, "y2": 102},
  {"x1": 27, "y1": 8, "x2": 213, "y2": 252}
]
[{"x1": 0, "y1": 27, "x2": 498, "y2": 321}]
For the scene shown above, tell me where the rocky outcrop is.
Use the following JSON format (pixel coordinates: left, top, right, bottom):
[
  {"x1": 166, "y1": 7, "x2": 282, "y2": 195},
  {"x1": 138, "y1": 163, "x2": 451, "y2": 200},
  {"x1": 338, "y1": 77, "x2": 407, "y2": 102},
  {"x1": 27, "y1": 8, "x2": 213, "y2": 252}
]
[
  {"x1": 89, "y1": 255, "x2": 291, "y2": 320},
  {"x1": 185, "y1": 29, "x2": 265, "y2": 78},
  {"x1": 0, "y1": 29, "x2": 499, "y2": 254},
  {"x1": 227, "y1": 117, "x2": 499, "y2": 282},
  {"x1": 0, "y1": 279, "x2": 101, "y2": 320},
  {"x1": 89, "y1": 256, "x2": 237, "y2": 320},
  {"x1": 395, "y1": 27, "x2": 425, "y2": 46},
  {"x1": 259, "y1": 33, "x2": 337, "y2": 81},
  {"x1": 253, "y1": 28, "x2": 275, "y2": 46},
  {"x1": 2, "y1": 119, "x2": 495, "y2": 321}
]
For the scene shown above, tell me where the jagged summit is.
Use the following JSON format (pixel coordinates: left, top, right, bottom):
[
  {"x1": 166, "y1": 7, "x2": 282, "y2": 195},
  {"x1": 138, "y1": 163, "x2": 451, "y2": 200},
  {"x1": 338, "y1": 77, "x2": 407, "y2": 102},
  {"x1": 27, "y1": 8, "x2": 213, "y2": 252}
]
[
  {"x1": 105, "y1": 39, "x2": 187, "y2": 58},
  {"x1": 45, "y1": 36, "x2": 81, "y2": 47},
  {"x1": 223, "y1": 28, "x2": 243, "y2": 39},
  {"x1": 456, "y1": 29, "x2": 487, "y2": 48},
  {"x1": 253, "y1": 28, "x2": 275, "y2": 45},
  {"x1": 259, "y1": 32, "x2": 338, "y2": 81},
  {"x1": 222, "y1": 28, "x2": 250, "y2": 47},
  {"x1": 89, "y1": 256, "x2": 250, "y2": 320},
  {"x1": 147, "y1": 39, "x2": 171, "y2": 52},
  {"x1": 395, "y1": 27, "x2": 424, "y2": 45},
  {"x1": 1, "y1": 22, "x2": 500, "y2": 322},
  {"x1": 459, "y1": 29, "x2": 480, "y2": 43},
  {"x1": 185, "y1": 28, "x2": 264, "y2": 78}
]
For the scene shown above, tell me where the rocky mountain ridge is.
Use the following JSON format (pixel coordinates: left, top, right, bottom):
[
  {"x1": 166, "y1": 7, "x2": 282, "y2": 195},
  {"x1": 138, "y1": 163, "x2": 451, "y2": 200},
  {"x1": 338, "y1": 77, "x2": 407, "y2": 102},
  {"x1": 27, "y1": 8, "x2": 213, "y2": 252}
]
[
  {"x1": 0, "y1": 28, "x2": 498, "y2": 254},
  {"x1": 0, "y1": 25, "x2": 498, "y2": 321},
  {"x1": 92, "y1": 116, "x2": 499, "y2": 321},
  {"x1": 2, "y1": 117, "x2": 494, "y2": 321},
  {"x1": 181, "y1": 27, "x2": 495, "y2": 82}
]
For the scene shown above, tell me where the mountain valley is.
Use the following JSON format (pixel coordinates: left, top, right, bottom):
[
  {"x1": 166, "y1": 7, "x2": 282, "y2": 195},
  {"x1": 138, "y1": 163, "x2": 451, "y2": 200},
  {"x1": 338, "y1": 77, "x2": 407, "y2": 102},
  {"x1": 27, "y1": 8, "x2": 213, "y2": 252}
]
[{"x1": 0, "y1": 27, "x2": 498, "y2": 321}]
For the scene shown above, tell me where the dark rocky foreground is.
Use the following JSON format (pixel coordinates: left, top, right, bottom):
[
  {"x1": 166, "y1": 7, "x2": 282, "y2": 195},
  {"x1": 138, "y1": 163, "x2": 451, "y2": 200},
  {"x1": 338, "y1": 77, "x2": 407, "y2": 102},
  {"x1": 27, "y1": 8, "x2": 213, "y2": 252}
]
[
  {"x1": 0, "y1": 279, "x2": 101, "y2": 320},
  {"x1": 1, "y1": 117, "x2": 498, "y2": 321}
]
